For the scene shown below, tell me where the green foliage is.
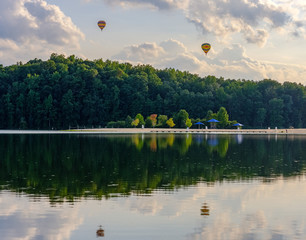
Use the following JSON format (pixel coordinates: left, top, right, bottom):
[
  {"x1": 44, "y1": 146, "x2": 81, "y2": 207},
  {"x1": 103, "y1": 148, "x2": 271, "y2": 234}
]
[
  {"x1": 107, "y1": 121, "x2": 117, "y2": 128},
  {"x1": 1, "y1": 54, "x2": 306, "y2": 129},
  {"x1": 268, "y1": 98, "x2": 284, "y2": 128},
  {"x1": 205, "y1": 110, "x2": 214, "y2": 120},
  {"x1": 135, "y1": 113, "x2": 145, "y2": 127},
  {"x1": 166, "y1": 118, "x2": 175, "y2": 128},
  {"x1": 186, "y1": 118, "x2": 192, "y2": 128},
  {"x1": 157, "y1": 115, "x2": 168, "y2": 128},
  {"x1": 106, "y1": 120, "x2": 126, "y2": 128},
  {"x1": 125, "y1": 115, "x2": 133, "y2": 127},
  {"x1": 131, "y1": 118, "x2": 139, "y2": 128},
  {"x1": 174, "y1": 109, "x2": 189, "y2": 128},
  {"x1": 255, "y1": 108, "x2": 266, "y2": 128},
  {"x1": 217, "y1": 107, "x2": 229, "y2": 128},
  {"x1": 145, "y1": 117, "x2": 153, "y2": 128}
]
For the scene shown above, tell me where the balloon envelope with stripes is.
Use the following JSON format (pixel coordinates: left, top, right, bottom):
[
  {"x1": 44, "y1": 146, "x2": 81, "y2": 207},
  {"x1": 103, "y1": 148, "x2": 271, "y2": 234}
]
[
  {"x1": 97, "y1": 20, "x2": 106, "y2": 31},
  {"x1": 201, "y1": 43, "x2": 211, "y2": 55}
]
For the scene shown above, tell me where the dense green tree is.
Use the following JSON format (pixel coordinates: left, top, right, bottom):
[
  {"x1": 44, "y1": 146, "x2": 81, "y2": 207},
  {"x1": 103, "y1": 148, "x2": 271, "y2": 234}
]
[
  {"x1": 1, "y1": 54, "x2": 306, "y2": 129},
  {"x1": 166, "y1": 118, "x2": 175, "y2": 128},
  {"x1": 205, "y1": 110, "x2": 214, "y2": 121},
  {"x1": 145, "y1": 117, "x2": 153, "y2": 128},
  {"x1": 255, "y1": 108, "x2": 266, "y2": 128},
  {"x1": 135, "y1": 113, "x2": 145, "y2": 127},
  {"x1": 268, "y1": 98, "x2": 284, "y2": 128},
  {"x1": 174, "y1": 109, "x2": 189, "y2": 128},
  {"x1": 42, "y1": 94, "x2": 55, "y2": 128},
  {"x1": 125, "y1": 115, "x2": 133, "y2": 128},
  {"x1": 186, "y1": 118, "x2": 192, "y2": 128},
  {"x1": 131, "y1": 119, "x2": 139, "y2": 128},
  {"x1": 157, "y1": 115, "x2": 168, "y2": 128},
  {"x1": 61, "y1": 89, "x2": 77, "y2": 128},
  {"x1": 3, "y1": 93, "x2": 14, "y2": 128},
  {"x1": 217, "y1": 107, "x2": 229, "y2": 128}
]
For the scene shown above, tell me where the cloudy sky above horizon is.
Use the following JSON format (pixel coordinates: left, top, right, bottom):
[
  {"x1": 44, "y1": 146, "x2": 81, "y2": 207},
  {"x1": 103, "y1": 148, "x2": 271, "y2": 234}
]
[{"x1": 1, "y1": 0, "x2": 306, "y2": 83}]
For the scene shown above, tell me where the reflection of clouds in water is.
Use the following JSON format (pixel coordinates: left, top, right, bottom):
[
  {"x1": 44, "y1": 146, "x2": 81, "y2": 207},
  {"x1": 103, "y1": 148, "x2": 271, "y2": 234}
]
[
  {"x1": 0, "y1": 193, "x2": 18, "y2": 216},
  {"x1": 192, "y1": 210, "x2": 306, "y2": 240},
  {"x1": 191, "y1": 210, "x2": 268, "y2": 240},
  {"x1": 117, "y1": 179, "x2": 306, "y2": 239},
  {"x1": 0, "y1": 192, "x2": 83, "y2": 240},
  {"x1": 188, "y1": 180, "x2": 306, "y2": 240},
  {"x1": 129, "y1": 198, "x2": 163, "y2": 215},
  {"x1": 1, "y1": 178, "x2": 306, "y2": 240},
  {"x1": 126, "y1": 188, "x2": 209, "y2": 218},
  {"x1": 128, "y1": 194, "x2": 188, "y2": 217}
]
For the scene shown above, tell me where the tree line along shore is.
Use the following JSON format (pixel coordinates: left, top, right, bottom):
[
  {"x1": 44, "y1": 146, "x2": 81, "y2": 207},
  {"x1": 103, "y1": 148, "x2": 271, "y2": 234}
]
[
  {"x1": 1, "y1": 53, "x2": 306, "y2": 130},
  {"x1": 66, "y1": 127, "x2": 306, "y2": 135}
]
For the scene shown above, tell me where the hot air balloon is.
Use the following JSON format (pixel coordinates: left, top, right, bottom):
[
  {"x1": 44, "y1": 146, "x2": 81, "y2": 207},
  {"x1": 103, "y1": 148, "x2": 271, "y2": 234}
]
[
  {"x1": 201, "y1": 43, "x2": 211, "y2": 55},
  {"x1": 97, "y1": 20, "x2": 106, "y2": 31},
  {"x1": 201, "y1": 203, "x2": 210, "y2": 216},
  {"x1": 96, "y1": 225, "x2": 104, "y2": 237}
]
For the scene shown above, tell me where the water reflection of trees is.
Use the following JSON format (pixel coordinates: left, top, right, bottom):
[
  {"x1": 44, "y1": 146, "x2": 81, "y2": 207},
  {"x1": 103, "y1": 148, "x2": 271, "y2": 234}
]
[{"x1": 0, "y1": 134, "x2": 306, "y2": 202}]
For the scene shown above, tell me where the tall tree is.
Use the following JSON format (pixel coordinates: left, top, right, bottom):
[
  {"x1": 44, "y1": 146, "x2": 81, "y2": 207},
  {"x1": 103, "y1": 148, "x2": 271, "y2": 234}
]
[
  {"x1": 174, "y1": 109, "x2": 189, "y2": 128},
  {"x1": 135, "y1": 113, "x2": 145, "y2": 127},
  {"x1": 268, "y1": 98, "x2": 284, "y2": 128},
  {"x1": 255, "y1": 108, "x2": 266, "y2": 128},
  {"x1": 217, "y1": 107, "x2": 229, "y2": 128},
  {"x1": 42, "y1": 94, "x2": 55, "y2": 129},
  {"x1": 150, "y1": 114, "x2": 157, "y2": 128},
  {"x1": 186, "y1": 118, "x2": 192, "y2": 128},
  {"x1": 166, "y1": 118, "x2": 175, "y2": 128},
  {"x1": 157, "y1": 115, "x2": 168, "y2": 128}
]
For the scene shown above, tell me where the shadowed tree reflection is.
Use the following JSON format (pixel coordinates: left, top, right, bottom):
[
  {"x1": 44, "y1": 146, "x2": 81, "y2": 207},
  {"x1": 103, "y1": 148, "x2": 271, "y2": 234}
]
[{"x1": 0, "y1": 133, "x2": 306, "y2": 203}]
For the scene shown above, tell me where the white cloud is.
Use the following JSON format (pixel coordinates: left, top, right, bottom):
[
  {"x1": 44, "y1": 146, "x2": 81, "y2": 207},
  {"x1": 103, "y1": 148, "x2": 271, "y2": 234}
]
[
  {"x1": 0, "y1": 39, "x2": 19, "y2": 52},
  {"x1": 115, "y1": 42, "x2": 165, "y2": 62},
  {"x1": 114, "y1": 39, "x2": 207, "y2": 73},
  {"x1": 211, "y1": 44, "x2": 306, "y2": 82},
  {"x1": 102, "y1": 0, "x2": 188, "y2": 10},
  {"x1": 102, "y1": 0, "x2": 306, "y2": 45},
  {"x1": 185, "y1": 0, "x2": 292, "y2": 46},
  {"x1": 113, "y1": 39, "x2": 306, "y2": 83},
  {"x1": 0, "y1": 0, "x2": 84, "y2": 65},
  {"x1": 159, "y1": 39, "x2": 187, "y2": 56}
]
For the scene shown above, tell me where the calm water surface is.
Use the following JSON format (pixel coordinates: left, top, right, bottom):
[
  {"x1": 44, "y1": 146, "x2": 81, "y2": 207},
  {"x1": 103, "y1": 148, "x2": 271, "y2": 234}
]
[{"x1": 1, "y1": 133, "x2": 306, "y2": 240}]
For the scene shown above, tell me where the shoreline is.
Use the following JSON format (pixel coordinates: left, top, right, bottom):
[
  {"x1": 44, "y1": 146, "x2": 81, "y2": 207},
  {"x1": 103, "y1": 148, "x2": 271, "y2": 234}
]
[
  {"x1": 73, "y1": 128, "x2": 306, "y2": 135},
  {"x1": 1, "y1": 128, "x2": 306, "y2": 135}
]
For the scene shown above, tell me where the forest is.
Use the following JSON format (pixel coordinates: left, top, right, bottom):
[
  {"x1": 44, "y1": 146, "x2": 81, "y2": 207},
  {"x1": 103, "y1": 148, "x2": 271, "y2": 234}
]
[{"x1": 1, "y1": 53, "x2": 306, "y2": 129}]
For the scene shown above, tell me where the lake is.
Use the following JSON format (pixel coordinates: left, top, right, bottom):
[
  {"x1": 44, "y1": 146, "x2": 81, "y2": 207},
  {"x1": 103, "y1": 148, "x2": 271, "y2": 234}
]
[{"x1": 1, "y1": 133, "x2": 306, "y2": 240}]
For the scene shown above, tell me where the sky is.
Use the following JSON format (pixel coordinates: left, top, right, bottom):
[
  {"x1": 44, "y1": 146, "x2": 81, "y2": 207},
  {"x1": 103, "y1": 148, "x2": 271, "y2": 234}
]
[{"x1": 0, "y1": 0, "x2": 306, "y2": 83}]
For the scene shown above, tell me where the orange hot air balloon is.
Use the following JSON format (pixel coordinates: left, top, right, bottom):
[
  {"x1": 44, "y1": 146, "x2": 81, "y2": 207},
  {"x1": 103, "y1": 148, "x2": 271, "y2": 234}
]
[
  {"x1": 97, "y1": 20, "x2": 106, "y2": 31},
  {"x1": 201, "y1": 43, "x2": 211, "y2": 55}
]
